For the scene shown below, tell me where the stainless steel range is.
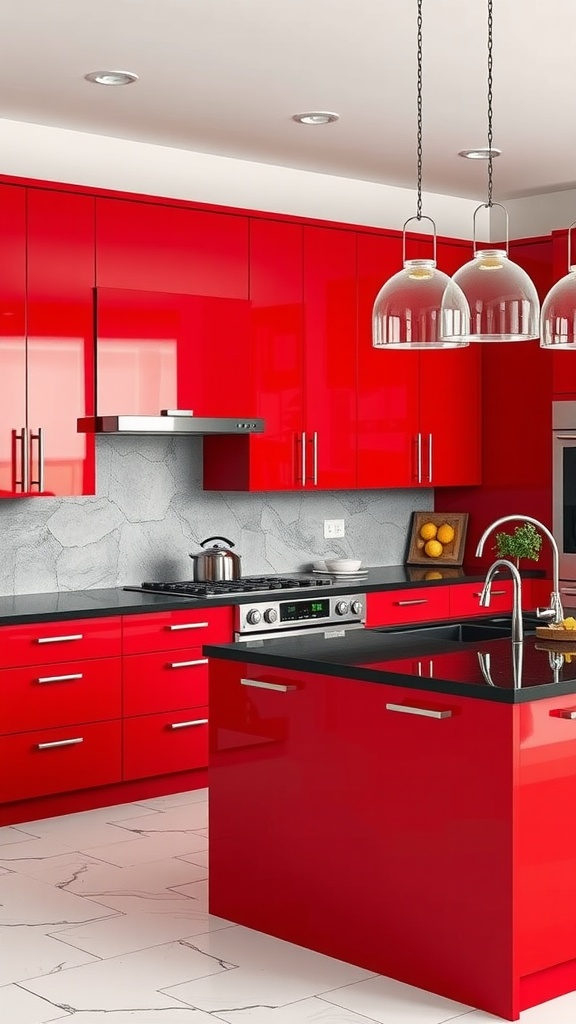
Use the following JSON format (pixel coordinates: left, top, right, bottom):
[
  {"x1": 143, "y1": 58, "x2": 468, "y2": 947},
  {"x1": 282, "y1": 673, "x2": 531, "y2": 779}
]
[{"x1": 125, "y1": 575, "x2": 366, "y2": 640}]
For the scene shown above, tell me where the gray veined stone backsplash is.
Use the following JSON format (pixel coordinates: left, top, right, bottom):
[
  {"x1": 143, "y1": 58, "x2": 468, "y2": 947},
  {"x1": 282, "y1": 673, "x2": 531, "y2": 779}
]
[{"x1": 0, "y1": 436, "x2": 432, "y2": 596}]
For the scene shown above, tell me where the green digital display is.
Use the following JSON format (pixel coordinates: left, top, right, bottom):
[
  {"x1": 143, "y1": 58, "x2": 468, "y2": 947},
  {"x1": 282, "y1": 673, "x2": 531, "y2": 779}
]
[{"x1": 280, "y1": 598, "x2": 329, "y2": 623}]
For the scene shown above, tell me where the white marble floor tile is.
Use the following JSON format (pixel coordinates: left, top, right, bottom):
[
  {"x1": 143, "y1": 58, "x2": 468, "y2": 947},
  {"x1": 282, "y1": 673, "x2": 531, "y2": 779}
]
[
  {"x1": 48, "y1": 1010, "x2": 216, "y2": 1023},
  {"x1": 462, "y1": 987, "x2": 576, "y2": 1022},
  {"x1": 211, "y1": 994, "x2": 390, "y2": 1022},
  {"x1": 0, "y1": 825, "x2": 44, "y2": 845},
  {"x1": 0, "y1": 834, "x2": 76, "y2": 869},
  {"x1": 115, "y1": 801, "x2": 208, "y2": 833},
  {"x1": 164, "y1": 926, "x2": 375, "y2": 1013},
  {"x1": 321, "y1": 975, "x2": 472, "y2": 1024},
  {"x1": 0, "y1": 983, "x2": 68, "y2": 1024},
  {"x1": 0, "y1": 927, "x2": 98, "y2": 986},
  {"x1": 22, "y1": 802, "x2": 162, "y2": 833},
  {"x1": 137, "y1": 788, "x2": 208, "y2": 811},
  {"x1": 34, "y1": 851, "x2": 208, "y2": 897},
  {"x1": 22, "y1": 820, "x2": 147, "y2": 852},
  {"x1": 2, "y1": 850, "x2": 116, "y2": 885},
  {"x1": 0, "y1": 872, "x2": 118, "y2": 927},
  {"x1": 179, "y1": 849, "x2": 208, "y2": 869},
  {"x1": 22, "y1": 938, "x2": 229, "y2": 1011},
  {"x1": 81, "y1": 830, "x2": 208, "y2": 867}
]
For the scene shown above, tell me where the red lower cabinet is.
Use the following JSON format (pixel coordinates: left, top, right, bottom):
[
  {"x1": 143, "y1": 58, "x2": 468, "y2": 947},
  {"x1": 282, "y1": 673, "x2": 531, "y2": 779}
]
[
  {"x1": 0, "y1": 721, "x2": 122, "y2": 802},
  {"x1": 449, "y1": 579, "x2": 513, "y2": 618},
  {"x1": 123, "y1": 709, "x2": 208, "y2": 781},
  {"x1": 365, "y1": 586, "x2": 451, "y2": 627}
]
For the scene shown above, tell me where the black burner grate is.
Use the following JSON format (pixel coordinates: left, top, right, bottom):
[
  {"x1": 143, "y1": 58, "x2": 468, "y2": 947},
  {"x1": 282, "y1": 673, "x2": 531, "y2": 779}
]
[{"x1": 131, "y1": 575, "x2": 334, "y2": 597}]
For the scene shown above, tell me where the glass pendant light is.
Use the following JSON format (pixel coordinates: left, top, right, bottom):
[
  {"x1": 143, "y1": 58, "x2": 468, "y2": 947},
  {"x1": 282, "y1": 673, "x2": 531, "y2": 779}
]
[
  {"x1": 372, "y1": 0, "x2": 470, "y2": 350},
  {"x1": 449, "y1": 0, "x2": 539, "y2": 342},
  {"x1": 540, "y1": 223, "x2": 576, "y2": 349}
]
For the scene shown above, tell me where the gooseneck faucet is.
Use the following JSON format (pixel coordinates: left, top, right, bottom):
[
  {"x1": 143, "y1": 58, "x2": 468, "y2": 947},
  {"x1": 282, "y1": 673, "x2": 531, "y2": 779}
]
[
  {"x1": 475, "y1": 514, "x2": 564, "y2": 626},
  {"x1": 479, "y1": 559, "x2": 523, "y2": 643}
]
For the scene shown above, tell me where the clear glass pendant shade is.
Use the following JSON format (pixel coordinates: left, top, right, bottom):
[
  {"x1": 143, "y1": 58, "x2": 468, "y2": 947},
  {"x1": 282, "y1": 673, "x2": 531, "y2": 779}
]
[
  {"x1": 451, "y1": 248, "x2": 540, "y2": 342},
  {"x1": 540, "y1": 269, "x2": 576, "y2": 349},
  {"x1": 372, "y1": 259, "x2": 471, "y2": 349}
]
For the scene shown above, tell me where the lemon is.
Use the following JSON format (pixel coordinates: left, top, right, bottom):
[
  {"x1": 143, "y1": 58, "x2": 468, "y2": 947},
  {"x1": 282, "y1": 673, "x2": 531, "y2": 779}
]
[
  {"x1": 562, "y1": 617, "x2": 576, "y2": 630},
  {"x1": 437, "y1": 523, "x2": 455, "y2": 545},
  {"x1": 424, "y1": 539, "x2": 443, "y2": 558},
  {"x1": 419, "y1": 522, "x2": 438, "y2": 541},
  {"x1": 424, "y1": 570, "x2": 443, "y2": 580}
]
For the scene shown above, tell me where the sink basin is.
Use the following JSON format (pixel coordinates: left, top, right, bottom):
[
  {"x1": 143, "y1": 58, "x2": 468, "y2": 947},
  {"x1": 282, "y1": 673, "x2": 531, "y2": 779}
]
[{"x1": 374, "y1": 622, "x2": 513, "y2": 644}]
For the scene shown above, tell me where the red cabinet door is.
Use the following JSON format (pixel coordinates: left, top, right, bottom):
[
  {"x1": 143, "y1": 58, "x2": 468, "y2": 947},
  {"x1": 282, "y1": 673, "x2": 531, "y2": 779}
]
[
  {"x1": 357, "y1": 231, "x2": 420, "y2": 487},
  {"x1": 123, "y1": 707, "x2": 208, "y2": 780},
  {"x1": 0, "y1": 616, "x2": 122, "y2": 670},
  {"x1": 303, "y1": 226, "x2": 357, "y2": 488},
  {"x1": 0, "y1": 184, "x2": 27, "y2": 497},
  {"x1": 26, "y1": 189, "x2": 96, "y2": 496},
  {"x1": 0, "y1": 656, "x2": 122, "y2": 734},
  {"x1": 365, "y1": 586, "x2": 451, "y2": 627},
  {"x1": 123, "y1": 648, "x2": 209, "y2": 716}
]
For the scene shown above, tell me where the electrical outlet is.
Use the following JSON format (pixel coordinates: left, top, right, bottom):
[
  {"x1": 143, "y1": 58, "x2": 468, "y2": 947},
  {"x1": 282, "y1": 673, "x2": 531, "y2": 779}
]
[{"x1": 324, "y1": 519, "x2": 345, "y2": 539}]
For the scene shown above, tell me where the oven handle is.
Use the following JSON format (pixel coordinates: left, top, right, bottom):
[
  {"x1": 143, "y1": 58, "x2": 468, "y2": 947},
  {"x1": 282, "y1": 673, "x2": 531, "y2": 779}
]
[{"x1": 234, "y1": 621, "x2": 366, "y2": 643}]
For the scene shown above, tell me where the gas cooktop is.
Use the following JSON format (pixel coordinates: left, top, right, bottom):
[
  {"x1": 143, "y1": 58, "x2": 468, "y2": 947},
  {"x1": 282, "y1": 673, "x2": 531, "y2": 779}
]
[{"x1": 124, "y1": 575, "x2": 335, "y2": 598}]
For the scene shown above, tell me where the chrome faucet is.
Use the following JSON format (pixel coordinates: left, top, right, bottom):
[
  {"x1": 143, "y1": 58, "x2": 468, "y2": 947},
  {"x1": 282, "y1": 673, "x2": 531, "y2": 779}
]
[
  {"x1": 475, "y1": 514, "x2": 564, "y2": 626},
  {"x1": 479, "y1": 558, "x2": 523, "y2": 643}
]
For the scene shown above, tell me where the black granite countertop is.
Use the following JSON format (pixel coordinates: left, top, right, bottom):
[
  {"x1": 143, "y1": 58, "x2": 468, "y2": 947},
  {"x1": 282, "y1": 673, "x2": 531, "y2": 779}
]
[
  {"x1": 0, "y1": 565, "x2": 544, "y2": 626},
  {"x1": 205, "y1": 620, "x2": 574, "y2": 704}
]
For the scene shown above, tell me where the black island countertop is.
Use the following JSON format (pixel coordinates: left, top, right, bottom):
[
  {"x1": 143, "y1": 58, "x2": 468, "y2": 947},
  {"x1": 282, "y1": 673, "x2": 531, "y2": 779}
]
[
  {"x1": 204, "y1": 621, "x2": 576, "y2": 704},
  {"x1": 0, "y1": 564, "x2": 544, "y2": 625}
]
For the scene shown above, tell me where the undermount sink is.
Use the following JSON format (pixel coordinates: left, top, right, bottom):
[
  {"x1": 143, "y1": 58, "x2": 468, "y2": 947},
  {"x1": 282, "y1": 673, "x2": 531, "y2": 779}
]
[{"x1": 373, "y1": 615, "x2": 539, "y2": 646}]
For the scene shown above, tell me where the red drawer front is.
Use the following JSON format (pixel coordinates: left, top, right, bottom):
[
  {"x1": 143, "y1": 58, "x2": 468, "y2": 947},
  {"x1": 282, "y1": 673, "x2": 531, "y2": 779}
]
[
  {"x1": 448, "y1": 581, "x2": 513, "y2": 619},
  {"x1": 123, "y1": 649, "x2": 208, "y2": 716},
  {"x1": 0, "y1": 720, "x2": 122, "y2": 802},
  {"x1": 0, "y1": 657, "x2": 121, "y2": 736},
  {"x1": 122, "y1": 606, "x2": 232, "y2": 654},
  {"x1": 0, "y1": 616, "x2": 122, "y2": 669},
  {"x1": 123, "y1": 707, "x2": 208, "y2": 781},
  {"x1": 365, "y1": 587, "x2": 451, "y2": 628}
]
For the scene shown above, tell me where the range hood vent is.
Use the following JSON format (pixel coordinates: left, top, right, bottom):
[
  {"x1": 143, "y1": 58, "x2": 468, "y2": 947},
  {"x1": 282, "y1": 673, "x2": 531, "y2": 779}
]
[{"x1": 78, "y1": 410, "x2": 265, "y2": 436}]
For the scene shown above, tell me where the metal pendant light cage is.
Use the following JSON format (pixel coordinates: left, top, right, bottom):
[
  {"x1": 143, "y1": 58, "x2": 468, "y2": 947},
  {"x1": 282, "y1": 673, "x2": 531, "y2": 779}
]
[
  {"x1": 540, "y1": 222, "x2": 576, "y2": 349},
  {"x1": 450, "y1": 0, "x2": 540, "y2": 342},
  {"x1": 372, "y1": 0, "x2": 470, "y2": 350}
]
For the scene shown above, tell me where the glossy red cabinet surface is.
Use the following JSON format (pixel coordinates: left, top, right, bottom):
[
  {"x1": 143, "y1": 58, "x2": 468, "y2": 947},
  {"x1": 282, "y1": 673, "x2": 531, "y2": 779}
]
[
  {"x1": 123, "y1": 648, "x2": 209, "y2": 716},
  {"x1": 448, "y1": 579, "x2": 513, "y2": 618},
  {"x1": 365, "y1": 585, "x2": 451, "y2": 627},
  {"x1": 121, "y1": 606, "x2": 232, "y2": 655},
  {"x1": 0, "y1": 720, "x2": 122, "y2": 803},
  {"x1": 0, "y1": 616, "x2": 122, "y2": 670},
  {"x1": 0, "y1": 656, "x2": 121, "y2": 734},
  {"x1": 123, "y1": 707, "x2": 208, "y2": 781},
  {"x1": 0, "y1": 184, "x2": 26, "y2": 497}
]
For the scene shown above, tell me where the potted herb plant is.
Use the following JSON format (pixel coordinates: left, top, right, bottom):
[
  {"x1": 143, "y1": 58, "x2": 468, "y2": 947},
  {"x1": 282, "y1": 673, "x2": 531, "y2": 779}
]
[{"x1": 493, "y1": 522, "x2": 542, "y2": 568}]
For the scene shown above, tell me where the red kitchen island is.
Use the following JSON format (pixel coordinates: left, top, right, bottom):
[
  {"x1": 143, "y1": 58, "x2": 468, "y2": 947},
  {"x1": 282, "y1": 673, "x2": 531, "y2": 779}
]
[{"x1": 206, "y1": 626, "x2": 576, "y2": 1021}]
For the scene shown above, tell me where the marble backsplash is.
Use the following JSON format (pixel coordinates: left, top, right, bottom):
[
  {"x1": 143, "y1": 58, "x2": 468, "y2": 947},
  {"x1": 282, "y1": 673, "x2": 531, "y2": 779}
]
[{"x1": 0, "y1": 437, "x2": 432, "y2": 596}]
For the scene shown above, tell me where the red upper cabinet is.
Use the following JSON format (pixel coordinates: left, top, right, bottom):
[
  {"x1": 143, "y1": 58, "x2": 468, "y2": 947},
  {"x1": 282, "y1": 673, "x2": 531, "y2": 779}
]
[
  {"x1": 0, "y1": 184, "x2": 26, "y2": 497},
  {"x1": 0, "y1": 186, "x2": 96, "y2": 498},
  {"x1": 357, "y1": 231, "x2": 481, "y2": 488}
]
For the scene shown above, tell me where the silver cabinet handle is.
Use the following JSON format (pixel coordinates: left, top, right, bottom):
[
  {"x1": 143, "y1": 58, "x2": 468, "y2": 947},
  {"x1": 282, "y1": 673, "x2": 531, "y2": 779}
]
[
  {"x1": 561, "y1": 588, "x2": 576, "y2": 595},
  {"x1": 301, "y1": 430, "x2": 307, "y2": 487},
  {"x1": 395, "y1": 599, "x2": 428, "y2": 606},
  {"x1": 416, "y1": 433, "x2": 422, "y2": 483},
  {"x1": 417, "y1": 660, "x2": 434, "y2": 678},
  {"x1": 555, "y1": 434, "x2": 576, "y2": 440},
  {"x1": 12, "y1": 426, "x2": 30, "y2": 492},
  {"x1": 241, "y1": 678, "x2": 296, "y2": 692},
  {"x1": 37, "y1": 633, "x2": 83, "y2": 644},
  {"x1": 169, "y1": 718, "x2": 208, "y2": 729},
  {"x1": 551, "y1": 709, "x2": 576, "y2": 720},
  {"x1": 428, "y1": 433, "x2": 433, "y2": 484},
  {"x1": 473, "y1": 590, "x2": 507, "y2": 597},
  {"x1": 169, "y1": 658, "x2": 208, "y2": 669},
  {"x1": 37, "y1": 737, "x2": 84, "y2": 750},
  {"x1": 386, "y1": 702, "x2": 452, "y2": 719},
  {"x1": 30, "y1": 426, "x2": 45, "y2": 492},
  {"x1": 167, "y1": 622, "x2": 208, "y2": 631},
  {"x1": 312, "y1": 431, "x2": 318, "y2": 486},
  {"x1": 37, "y1": 672, "x2": 83, "y2": 684}
]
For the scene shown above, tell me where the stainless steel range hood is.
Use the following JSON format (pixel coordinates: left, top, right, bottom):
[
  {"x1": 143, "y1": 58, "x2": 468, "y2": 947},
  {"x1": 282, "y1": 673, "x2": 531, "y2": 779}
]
[{"x1": 78, "y1": 410, "x2": 265, "y2": 436}]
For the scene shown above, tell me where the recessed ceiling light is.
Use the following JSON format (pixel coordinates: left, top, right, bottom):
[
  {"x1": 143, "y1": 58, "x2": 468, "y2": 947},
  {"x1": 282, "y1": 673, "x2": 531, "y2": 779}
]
[
  {"x1": 292, "y1": 112, "x2": 339, "y2": 125},
  {"x1": 84, "y1": 70, "x2": 139, "y2": 87},
  {"x1": 459, "y1": 147, "x2": 502, "y2": 160}
]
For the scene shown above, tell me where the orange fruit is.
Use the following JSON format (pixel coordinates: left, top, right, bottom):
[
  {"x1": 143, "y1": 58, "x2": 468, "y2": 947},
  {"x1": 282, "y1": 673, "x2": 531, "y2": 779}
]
[
  {"x1": 424, "y1": 539, "x2": 443, "y2": 558},
  {"x1": 419, "y1": 522, "x2": 437, "y2": 541},
  {"x1": 437, "y1": 523, "x2": 455, "y2": 544}
]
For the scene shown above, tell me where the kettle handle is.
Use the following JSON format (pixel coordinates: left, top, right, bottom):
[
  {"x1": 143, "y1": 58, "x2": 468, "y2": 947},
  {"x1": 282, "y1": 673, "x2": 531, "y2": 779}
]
[{"x1": 200, "y1": 536, "x2": 235, "y2": 549}]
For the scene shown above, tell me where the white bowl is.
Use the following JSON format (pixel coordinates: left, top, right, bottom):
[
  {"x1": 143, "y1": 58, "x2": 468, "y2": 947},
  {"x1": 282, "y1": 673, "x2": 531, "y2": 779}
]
[{"x1": 324, "y1": 558, "x2": 362, "y2": 573}]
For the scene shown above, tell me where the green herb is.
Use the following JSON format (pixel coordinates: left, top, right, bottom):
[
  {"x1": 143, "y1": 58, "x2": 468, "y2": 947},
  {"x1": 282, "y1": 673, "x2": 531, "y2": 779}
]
[{"x1": 493, "y1": 522, "x2": 542, "y2": 563}]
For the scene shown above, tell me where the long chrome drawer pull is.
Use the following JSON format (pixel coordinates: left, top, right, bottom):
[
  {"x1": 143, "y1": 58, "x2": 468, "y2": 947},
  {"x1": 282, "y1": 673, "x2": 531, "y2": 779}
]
[
  {"x1": 169, "y1": 658, "x2": 209, "y2": 669},
  {"x1": 561, "y1": 588, "x2": 576, "y2": 595},
  {"x1": 386, "y1": 702, "x2": 452, "y2": 719},
  {"x1": 552, "y1": 709, "x2": 576, "y2": 720},
  {"x1": 555, "y1": 434, "x2": 576, "y2": 440},
  {"x1": 37, "y1": 634, "x2": 83, "y2": 644},
  {"x1": 169, "y1": 718, "x2": 208, "y2": 729},
  {"x1": 395, "y1": 599, "x2": 428, "y2": 606},
  {"x1": 473, "y1": 590, "x2": 506, "y2": 597},
  {"x1": 37, "y1": 673, "x2": 83, "y2": 684},
  {"x1": 37, "y1": 737, "x2": 84, "y2": 750},
  {"x1": 241, "y1": 678, "x2": 296, "y2": 692},
  {"x1": 167, "y1": 622, "x2": 209, "y2": 631}
]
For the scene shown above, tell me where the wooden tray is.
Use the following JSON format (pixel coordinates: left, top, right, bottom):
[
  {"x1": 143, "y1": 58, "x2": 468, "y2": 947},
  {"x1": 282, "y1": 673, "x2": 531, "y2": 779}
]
[{"x1": 535, "y1": 626, "x2": 576, "y2": 642}]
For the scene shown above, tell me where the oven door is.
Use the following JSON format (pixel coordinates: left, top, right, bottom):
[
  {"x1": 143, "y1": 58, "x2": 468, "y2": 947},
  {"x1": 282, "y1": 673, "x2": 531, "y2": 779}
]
[
  {"x1": 553, "y1": 426, "x2": 576, "y2": 594},
  {"x1": 234, "y1": 622, "x2": 366, "y2": 643}
]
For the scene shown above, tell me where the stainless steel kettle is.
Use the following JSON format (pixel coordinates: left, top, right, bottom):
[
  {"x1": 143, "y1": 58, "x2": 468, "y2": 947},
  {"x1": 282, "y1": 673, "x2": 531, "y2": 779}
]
[{"x1": 189, "y1": 536, "x2": 242, "y2": 582}]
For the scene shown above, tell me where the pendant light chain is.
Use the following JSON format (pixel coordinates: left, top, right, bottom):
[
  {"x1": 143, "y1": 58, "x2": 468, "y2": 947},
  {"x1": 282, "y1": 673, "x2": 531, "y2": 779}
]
[
  {"x1": 486, "y1": 0, "x2": 494, "y2": 207},
  {"x1": 416, "y1": 0, "x2": 423, "y2": 220}
]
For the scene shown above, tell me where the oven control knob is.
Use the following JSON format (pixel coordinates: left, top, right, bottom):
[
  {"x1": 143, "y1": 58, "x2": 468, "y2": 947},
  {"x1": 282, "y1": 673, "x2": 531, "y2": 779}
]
[
  {"x1": 264, "y1": 608, "x2": 278, "y2": 624},
  {"x1": 350, "y1": 600, "x2": 363, "y2": 615},
  {"x1": 335, "y1": 601, "x2": 349, "y2": 616},
  {"x1": 246, "y1": 609, "x2": 262, "y2": 625}
]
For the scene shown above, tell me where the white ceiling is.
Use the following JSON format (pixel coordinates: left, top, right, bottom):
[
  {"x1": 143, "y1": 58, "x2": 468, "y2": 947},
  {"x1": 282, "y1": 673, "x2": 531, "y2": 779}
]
[{"x1": 0, "y1": 0, "x2": 574, "y2": 202}]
